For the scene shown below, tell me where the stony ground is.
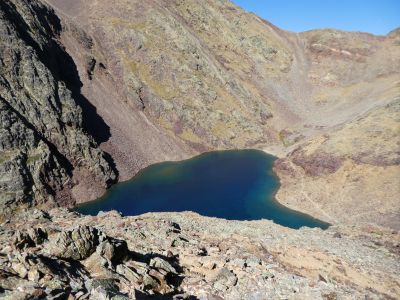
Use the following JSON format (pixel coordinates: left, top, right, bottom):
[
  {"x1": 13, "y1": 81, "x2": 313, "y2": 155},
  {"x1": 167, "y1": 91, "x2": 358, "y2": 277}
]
[{"x1": 0, "y1": 208, "x2": 399, "y2": 299}]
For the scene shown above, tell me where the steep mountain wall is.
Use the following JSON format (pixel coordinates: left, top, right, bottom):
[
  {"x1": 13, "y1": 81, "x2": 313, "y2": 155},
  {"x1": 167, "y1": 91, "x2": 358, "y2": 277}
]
[{"x1": 0, "y1": 0, "x2": 116, "y2": 215}]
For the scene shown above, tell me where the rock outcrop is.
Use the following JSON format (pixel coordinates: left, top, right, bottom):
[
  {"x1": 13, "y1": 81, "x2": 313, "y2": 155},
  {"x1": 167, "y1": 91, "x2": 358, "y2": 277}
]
[
  {"x1": 0, "y1": 0, "x2": 117, "y2": 216},
  {"x1": 0, "y1": 209, "x2": 399, "y2": 299},
  {"x1": 1, "y1": 216, "x2": 183, "y2": 299}
]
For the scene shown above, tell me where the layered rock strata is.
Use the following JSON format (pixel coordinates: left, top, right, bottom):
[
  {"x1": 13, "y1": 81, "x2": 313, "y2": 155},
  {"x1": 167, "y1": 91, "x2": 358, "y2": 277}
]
[{"x1": 0, "y1": 0, "x2": 117, "y2": 216}]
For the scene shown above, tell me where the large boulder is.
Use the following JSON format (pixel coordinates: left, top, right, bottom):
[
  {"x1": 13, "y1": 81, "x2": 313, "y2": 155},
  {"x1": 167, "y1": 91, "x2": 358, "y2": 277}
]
[
  {"x1": 96, "y1": 237, "x2": 129, "y2": 265},
  {"x1": 47, "y1": 225, "x2": 130, "y2": 264},
  {"x1": 213, "y1": 268, "x2": 238, "y2": 291},
  {"x1": 47, "y1": 225, "x2": 100, "y2": 260}
]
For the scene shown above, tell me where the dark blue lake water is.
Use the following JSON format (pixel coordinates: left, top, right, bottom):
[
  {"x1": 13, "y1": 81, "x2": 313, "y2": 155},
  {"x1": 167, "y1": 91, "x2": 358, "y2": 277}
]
[{"x1": 77, "y1": 150, "x2": 329, "y2": 229}]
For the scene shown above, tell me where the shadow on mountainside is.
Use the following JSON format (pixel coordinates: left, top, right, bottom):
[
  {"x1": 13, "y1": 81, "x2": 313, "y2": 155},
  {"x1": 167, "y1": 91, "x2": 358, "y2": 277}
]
[{"x1": 1, "y1": 0, "x2": 117, "y2": 172}]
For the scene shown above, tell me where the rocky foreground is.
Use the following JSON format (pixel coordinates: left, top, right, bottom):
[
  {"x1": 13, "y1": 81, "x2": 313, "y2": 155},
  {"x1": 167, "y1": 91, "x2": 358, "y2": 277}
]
[{"x1": 0, "y1": 209, "x2": 399, "y2": 299}]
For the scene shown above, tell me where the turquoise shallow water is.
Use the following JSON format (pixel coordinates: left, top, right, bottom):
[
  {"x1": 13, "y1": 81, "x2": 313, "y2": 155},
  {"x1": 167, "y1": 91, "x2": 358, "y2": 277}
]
[{"x1": 77, "y1": 150, "x2": 330, "y2": 229}]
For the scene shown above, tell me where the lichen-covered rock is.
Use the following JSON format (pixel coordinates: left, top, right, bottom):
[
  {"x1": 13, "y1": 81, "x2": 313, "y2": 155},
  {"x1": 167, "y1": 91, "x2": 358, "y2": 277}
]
[
  {"x1": 13, "y1": 228, "x2": 47, "y2": 249},
  {"x1": 0, "y1": 218, "x2": 186, "y2": 299},
  {"x1": 0, "y1": 0, "x2": 117, "y2": 217},
  {"x1": 47, "y1": 225, "x2": 100, "y2": 260},
  {"x1": 96, "y1": 236, "x2": 129, "y2": 266},
  {"x1": 149, "y1": 257, "x2": 177, "y2": 274},
  {"x1": 213, "y1": 268, "x2": 238, "y2": 291},
  {"x1": 88, "y1": 278, "x2": 130, "y2": 300}
]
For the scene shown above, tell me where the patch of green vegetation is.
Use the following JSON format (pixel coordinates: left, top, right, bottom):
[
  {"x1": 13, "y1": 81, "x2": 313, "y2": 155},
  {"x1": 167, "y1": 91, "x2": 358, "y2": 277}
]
[
  {"x1": 126, "y1": 60, "x2": 178, "y2": 100},
  {"x1": 0, "y1": 150, "x2": 18, "y2": 164},
  {"x1": 3, "y1": 191, "x2": 17, "y2": 197},
  {"x1": 278, "y1": 130, "x2": 286, "y2": 144},
  {"x1": 279, "y1": 130, "x2": 303, "y2": 147},
  {"x1": 26, "y1": 153, "x2": 42, "y2": 165},
  {"x1": 180, "y1": 128, "x2": 202, "y2": 143}
]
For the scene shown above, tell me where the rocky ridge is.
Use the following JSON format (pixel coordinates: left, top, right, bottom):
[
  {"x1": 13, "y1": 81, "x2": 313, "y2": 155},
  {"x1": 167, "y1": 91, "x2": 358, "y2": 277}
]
[{"x1": 0, "y1": 0, "x2": 116, "y2": 215}]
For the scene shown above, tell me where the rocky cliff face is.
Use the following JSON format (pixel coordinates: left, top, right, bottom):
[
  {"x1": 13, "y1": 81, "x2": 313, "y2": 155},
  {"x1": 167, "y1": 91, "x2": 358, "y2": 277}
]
[{"x1": 0, "y1": 0, "x2": 117, "y2": 215}]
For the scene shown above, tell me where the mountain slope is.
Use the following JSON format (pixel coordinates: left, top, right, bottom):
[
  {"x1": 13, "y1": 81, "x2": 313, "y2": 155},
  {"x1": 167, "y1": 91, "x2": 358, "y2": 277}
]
[
  {"x1": 275, "y1": 99, "x2": 400, "y2": 228},
  {"x1": 0, "y1": 0, "x2": 399, "y2": 228},
  {"x1": 45, "y1": 0, "x2": 400, "y2": 228}
]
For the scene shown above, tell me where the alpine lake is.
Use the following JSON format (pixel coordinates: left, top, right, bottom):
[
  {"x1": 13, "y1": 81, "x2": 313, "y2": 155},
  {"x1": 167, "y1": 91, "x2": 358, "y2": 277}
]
[{"x1": 77, "y1": 150, "x2": 330, "y2": 229}]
